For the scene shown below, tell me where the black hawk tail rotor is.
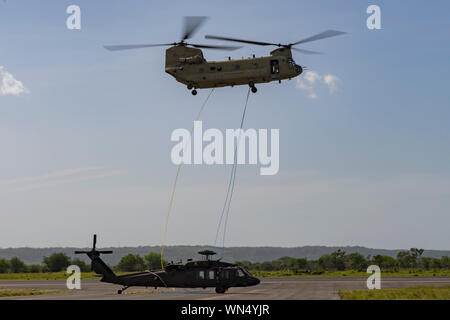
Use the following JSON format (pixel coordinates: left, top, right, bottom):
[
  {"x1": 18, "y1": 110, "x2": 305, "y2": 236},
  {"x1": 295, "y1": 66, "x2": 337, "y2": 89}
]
[{"x1": 75, "y1": 234, "x2": 113, "y2": 259}]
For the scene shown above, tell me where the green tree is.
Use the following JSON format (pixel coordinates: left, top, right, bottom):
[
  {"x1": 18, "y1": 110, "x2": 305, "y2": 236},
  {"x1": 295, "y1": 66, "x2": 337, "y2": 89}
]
[
  {"x1": 9, "y1": 257, "x2": 27, "y2": 273},
  {"x1": 346, "y1": 253, "x2": 368, "y2": 271},
  {"x1": 430, "y1": 258, "x2": 441, "y2": 270},
  {"x1": 317, "y1": 254, "x2": 334, "y2": 271},
  {"x1": 260, "y1": 261, "x2": 275, "y2": 271},
  {"x1": 43, "y1": 253, "x2": 71, "y2": 272},
  {"x1": 27, "y1": 264, "x2": 42, "y2": 273},
  {"x1": 441, "y1": 256, "x2": 450, "y2": 269},
  {"x1": 372, "y1": 255, "x2": 397, "y2": 270},
  {"x1": 397, "y1": 251, "x2": 415, "y2": 268},
  {"x1": 144, "y1": 253, "x2": 167, "y2": 270},
  {"x1": 116, "y1": 254, "x2": 145, "y2": 272},
  {"x1": 409, "y1": 248, "x2": 424, "y2": 268},
  {"x1": 70, "y1": 258, "x2": 90, "y2": 273},
  {"x1": 420, "y1": 257, "x2": 432, "y2": 270},
  {"x1": 0, "y1": 259, "x2": 10, "y2": 273},
  {"x1": 236, "y1": 261, "x2": 253, "y2": 270},
  {"x1": 330, "y1": 249, "x2": 346, "y2": 271}
]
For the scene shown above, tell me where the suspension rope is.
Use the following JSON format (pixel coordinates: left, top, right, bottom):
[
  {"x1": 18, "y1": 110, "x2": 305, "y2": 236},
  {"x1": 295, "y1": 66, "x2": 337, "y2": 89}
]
[
  {"x1": 160, "y1": 88, "x2": 215, "y2": 270},
  {"x1": 215, "y1": 87, "x2": 251, "y2": 258}
]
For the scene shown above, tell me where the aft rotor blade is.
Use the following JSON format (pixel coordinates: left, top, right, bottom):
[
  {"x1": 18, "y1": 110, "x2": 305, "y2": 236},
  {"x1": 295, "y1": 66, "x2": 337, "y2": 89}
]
[
  {"x1": 291, "y1": 47, "x2": 322, "y2": 55},
  {"x1": 74, "y1": 251, "x2": 89, "y2": 254},
  {"x1": 97, "y1": 251, "x2": 113, "y2": 254},
  {"x1": 190, "y1": 43, "x2": 242, "y2": 51},
  {"x1": 104, "y1": 43, "x2": 173, "y2": 51},
  {"x1": 291, "y1": 30, "x2": 346, "y2": 46},
  {"x1": 182, "y1": 16, "x2": 208, "y2": 40},
  {"x1": 93, "y1": 234, "x2": 97, "y2": 250},
  {"x1": 205, "y1": 35, "x2": 277, "y2": 46}
]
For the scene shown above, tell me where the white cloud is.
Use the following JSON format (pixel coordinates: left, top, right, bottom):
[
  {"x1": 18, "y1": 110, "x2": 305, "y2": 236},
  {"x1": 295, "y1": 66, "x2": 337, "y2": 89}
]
[
  {"x1": 304, "y1": 71, "x2": 321, "y2": 85},
  {"x1": 296, "y1": 71, "x2": 340, "y2": 99},
  {"x1": 0, "y1": 66, "x2": 29, "y2": 96},
  {"x1": 323, "y1": 74, "x2": 340, "y2": 93}
]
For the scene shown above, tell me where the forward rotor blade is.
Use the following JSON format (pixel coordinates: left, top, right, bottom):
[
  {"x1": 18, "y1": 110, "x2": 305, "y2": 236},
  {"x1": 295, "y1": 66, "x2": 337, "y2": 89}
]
[
  {"x1": 291, "y1": 30, "x2": 346, "y2": 46},
  {"x1": 291, "y1": 47, "x2": 322, "y2": 55},
  {"x1": 182, "y1": 16, "x2": 208, "y2": 40},
  {"x1": 74, "y1": 251, "x2": 89, "y2": 254},
  {"x1": 190, "y1": 43, "x2": 242, "y2": 51},
  {"x1": 205, "y1": 35, "x2": 277, "y2": 46},
  {"x1": 93, "y1": 234, "x2": 97, "y2": 250},
  {"x1": 104, "y1": 44, "x2": 173, "y2": 51}
]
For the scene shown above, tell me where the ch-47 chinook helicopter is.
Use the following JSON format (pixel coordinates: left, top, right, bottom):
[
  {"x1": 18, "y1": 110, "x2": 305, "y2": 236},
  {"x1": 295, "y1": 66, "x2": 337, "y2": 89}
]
[
  {"x1": 75, "y1": 235, "x2": 260, "y2": 294},
  {"x1": 104, "y1": 17, "x2": 346, "y2": 95}
]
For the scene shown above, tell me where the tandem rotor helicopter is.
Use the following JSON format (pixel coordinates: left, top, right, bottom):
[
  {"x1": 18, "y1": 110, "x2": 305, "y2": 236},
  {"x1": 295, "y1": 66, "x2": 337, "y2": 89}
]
[
  {"x1": 104, "y1": 17, "x2": 346, "y2": 95},
  {"x1": 75, "y1": 235, "x2": 260, "y2": 294}
]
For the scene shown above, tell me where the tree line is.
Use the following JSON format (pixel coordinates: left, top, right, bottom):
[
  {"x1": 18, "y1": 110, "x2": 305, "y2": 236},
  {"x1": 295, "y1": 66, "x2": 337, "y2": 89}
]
[
  {"x1": 0, "y1": 248, "x2": 448, "y2": 274},
  {"x1": 236, "y1": 248, "x2": 450, "y2": 273},
  {"x1": 0, "y1": 252, "x2": 167, "y2": 273}
]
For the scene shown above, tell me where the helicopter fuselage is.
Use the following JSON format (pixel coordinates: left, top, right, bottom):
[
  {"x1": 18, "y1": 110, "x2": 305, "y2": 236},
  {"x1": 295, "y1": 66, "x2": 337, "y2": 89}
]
[
  {"x1": 105, "y1": 259, "x2": 260, "y2": 292},
  {"x1": 165, "y1": 45, "x2": 302, "y2": 90}
]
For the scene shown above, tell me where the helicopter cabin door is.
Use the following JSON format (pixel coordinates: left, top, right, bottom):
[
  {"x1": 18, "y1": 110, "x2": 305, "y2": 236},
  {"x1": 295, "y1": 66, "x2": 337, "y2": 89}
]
[
  {"x1": 270, "y1": 59, "x2": 280, "y2": 80},
  {"x1": 219, "y1": 269, "x2": 234, "y2": 282}
]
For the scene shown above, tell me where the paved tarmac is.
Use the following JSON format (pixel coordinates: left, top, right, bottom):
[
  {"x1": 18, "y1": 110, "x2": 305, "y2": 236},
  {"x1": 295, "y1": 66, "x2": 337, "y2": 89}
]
[{"x1": 1, "y1": 277, "x2": 449, "y2": 300}]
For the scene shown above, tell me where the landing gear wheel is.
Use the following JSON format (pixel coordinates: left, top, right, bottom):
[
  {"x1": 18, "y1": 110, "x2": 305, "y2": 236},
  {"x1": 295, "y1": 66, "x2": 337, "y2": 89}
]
[
  {"x1": 187, "y1": 84, "x2": 193, "y2": 90},
  {"x1": 215, "y1": 287, "x2": 227, "y2": 294},
  {"x1": 118, "y1": 286, "x2": 129, "y2": 294},
  {"x1": 191, "y1": 89, "x2": 197, "y2": 96},
  {"x1": 251, "y1": 86, "x2": 257, "y2": 93}
]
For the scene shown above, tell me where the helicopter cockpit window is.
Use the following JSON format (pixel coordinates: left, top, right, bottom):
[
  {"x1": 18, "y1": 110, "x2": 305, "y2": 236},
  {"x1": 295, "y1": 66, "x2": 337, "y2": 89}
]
[
  {"x1": 237, "y1": 269, "x2": 246, "y2": 278},
  {"x1": 208, "y1": 270, "x2": 215, "y2": 279},
  {"x1": 198, "y1": 270, "x2": 206, "y2": 279},
  {"x1": 240, "y1": 268, "x2": 252, "y2": 277}
]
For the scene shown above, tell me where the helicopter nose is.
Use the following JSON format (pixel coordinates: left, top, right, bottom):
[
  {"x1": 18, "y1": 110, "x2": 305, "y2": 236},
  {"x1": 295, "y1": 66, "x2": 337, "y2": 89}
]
[
  {"x1": 252, "y1": 277, "x2": 260, "y2": 286},
  {"x1": 295, "y1": 65, "x2": 303, "y2": 75}
]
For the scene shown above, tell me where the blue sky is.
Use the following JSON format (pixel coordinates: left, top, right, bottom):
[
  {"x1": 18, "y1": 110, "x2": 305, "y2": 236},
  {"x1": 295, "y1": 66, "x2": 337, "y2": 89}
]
[{"x1": 0, "y1": 1, "x2": 449, "y2": 250}]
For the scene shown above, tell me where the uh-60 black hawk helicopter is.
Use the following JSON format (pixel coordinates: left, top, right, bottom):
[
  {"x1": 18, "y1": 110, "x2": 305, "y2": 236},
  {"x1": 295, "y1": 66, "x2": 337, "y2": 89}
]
[
  {"x1": 75, "y1": 235, "x2": 260, "y2": 294},
  {"x1": 104, "y1": 17, "x2": 346, "y2": 95}
]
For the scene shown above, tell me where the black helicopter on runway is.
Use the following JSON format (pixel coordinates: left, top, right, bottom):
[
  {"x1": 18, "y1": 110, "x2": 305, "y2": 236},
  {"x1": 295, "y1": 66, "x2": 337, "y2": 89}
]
[{"x1": 75, "y1": 235, "x2": 260, "y2": 294}]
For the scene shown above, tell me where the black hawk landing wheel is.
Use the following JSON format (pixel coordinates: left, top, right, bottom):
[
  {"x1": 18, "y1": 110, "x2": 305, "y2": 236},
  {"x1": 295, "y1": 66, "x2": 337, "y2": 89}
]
[
  {"x1": 191, "y1": 89, "x2": 198, "y2": 95},
  {"x1": 215, "y1": 287, "x2": 227, "y2": 294}
]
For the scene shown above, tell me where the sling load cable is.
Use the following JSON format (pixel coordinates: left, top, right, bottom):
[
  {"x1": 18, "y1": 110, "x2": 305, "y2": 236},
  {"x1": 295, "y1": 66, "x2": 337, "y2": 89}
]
[
  {"x1": 214, "y1": 87, "x2": 251, "y2": 259},
  {"x1": 160, "y1": 88, "x2": 215, "y2": 270},
  {"x1": 214, "y1": 88, "x2": 250, "y2": 248}
]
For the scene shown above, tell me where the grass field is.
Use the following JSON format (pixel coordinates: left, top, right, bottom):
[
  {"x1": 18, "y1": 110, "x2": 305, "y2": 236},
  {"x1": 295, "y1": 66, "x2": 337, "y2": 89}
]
[
  {"x1": 0, "y1": 288, "x2": 70, "y2": 297},
  {"x1": 339, "y1": 285, "x2": 450, "y2": 300},
  {"x1": 0, "y1": 270, "x2": 449, "y2": 280}
]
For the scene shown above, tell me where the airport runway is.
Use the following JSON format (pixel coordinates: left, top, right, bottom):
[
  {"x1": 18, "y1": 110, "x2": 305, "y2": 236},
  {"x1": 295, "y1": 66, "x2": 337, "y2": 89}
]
[{"x1": 1, "y1": 277, "x2": 449, "y2": 300}]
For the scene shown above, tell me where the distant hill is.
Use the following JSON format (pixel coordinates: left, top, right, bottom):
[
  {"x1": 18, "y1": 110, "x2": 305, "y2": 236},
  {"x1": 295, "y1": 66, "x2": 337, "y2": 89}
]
[{"x1": 0, "y1": 245, "x2": 449, "y2": 265}]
